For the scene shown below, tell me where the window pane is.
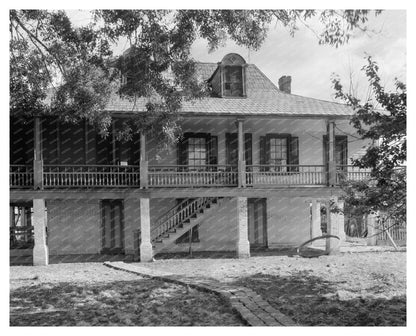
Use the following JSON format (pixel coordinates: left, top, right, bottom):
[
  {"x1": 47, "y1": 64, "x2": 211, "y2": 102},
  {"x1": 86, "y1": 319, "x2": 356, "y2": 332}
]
[
  {"x1": 188, "y1": 137, "x2": 206, "y2": 168},
  {"x1": 224, "y1": 66, "x2": 243, "y2": 97}
]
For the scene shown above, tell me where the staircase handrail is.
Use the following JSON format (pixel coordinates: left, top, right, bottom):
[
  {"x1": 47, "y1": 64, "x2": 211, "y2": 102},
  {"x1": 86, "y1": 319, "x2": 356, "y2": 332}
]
[{"x1": 151, "y1": 197, "x2": 217, "y2": 242}]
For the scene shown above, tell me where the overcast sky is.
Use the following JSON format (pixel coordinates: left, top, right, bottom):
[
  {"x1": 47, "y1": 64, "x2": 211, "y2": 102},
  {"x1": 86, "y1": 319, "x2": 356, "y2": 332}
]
[{"x1": 67, "y1": 9, "x2": 406, "y2": 103}]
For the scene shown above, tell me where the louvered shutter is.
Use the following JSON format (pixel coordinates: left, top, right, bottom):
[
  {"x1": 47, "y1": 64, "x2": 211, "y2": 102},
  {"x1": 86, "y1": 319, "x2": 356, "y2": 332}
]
[
  {"x1": 244, "y1": 133, "x2": 253, "y2": 165},
  {"x1": 289, "y1": 136, "x2": 299, "y2": 172},
  {"x1": 207, "y1": 135, "x2": 218, "y2": 170},
  {"x1": 177, "y1": 136, "x2": 188, "y2": 171},
  {"x1": 259, "y1": 136, "x2": 266, "y2": 171}
]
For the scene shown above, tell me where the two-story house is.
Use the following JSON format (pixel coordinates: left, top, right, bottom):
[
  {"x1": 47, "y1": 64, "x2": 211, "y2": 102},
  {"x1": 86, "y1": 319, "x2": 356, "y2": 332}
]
[{"x1": 10, "y1": 53, "x2": 371, "y2": 265}]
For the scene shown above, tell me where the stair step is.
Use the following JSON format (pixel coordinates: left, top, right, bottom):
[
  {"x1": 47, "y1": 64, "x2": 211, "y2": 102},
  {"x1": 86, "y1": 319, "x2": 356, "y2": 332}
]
[{"x1": 153, "y1": 198, "x2": 223, "y2": 252}]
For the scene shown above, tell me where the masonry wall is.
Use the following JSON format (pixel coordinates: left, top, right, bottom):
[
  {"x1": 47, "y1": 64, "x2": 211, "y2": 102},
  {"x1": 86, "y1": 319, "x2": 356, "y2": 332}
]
[
  {"x1": 124, "y1": 198, "x2": 141, "y2": 255},
  {"x1": 47, "y1": 199, "x2": 101, "y2": 255},
  {"x1": 266, "y1": 197, "x2": 311, "y2": 248},
  {"x1": 45, "y1": 195, "x2": 325, "y2": 255},
  {"x1": 167, "y1": 197, "x2": 238, "y2": 253}
]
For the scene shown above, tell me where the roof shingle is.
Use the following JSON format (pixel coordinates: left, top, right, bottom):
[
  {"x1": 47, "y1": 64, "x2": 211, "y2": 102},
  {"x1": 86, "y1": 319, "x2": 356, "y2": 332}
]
[{"x1": 105, "y1": 62, "x2": 354, "y2": 117}]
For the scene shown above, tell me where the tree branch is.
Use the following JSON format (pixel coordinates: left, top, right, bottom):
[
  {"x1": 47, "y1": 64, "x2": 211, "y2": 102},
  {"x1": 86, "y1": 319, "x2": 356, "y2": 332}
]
[{"x1": 12, "y1": 12, "x2": 67, "y2": 78}]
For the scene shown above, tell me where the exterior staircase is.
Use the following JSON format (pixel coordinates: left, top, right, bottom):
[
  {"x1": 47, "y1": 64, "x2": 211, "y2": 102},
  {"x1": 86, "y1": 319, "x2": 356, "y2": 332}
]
[{"x1": 137, "y1": 197, "x2": 224, "y2": 255}]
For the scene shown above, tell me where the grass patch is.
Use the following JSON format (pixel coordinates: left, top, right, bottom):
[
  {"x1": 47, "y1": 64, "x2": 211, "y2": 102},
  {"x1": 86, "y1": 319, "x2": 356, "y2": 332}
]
[
  {"x1": 234, "y1": 271, "x2": 406, "y2": 326},
  {"x1": 10, "y1": 279, "x2": 244, "y2": 326}
]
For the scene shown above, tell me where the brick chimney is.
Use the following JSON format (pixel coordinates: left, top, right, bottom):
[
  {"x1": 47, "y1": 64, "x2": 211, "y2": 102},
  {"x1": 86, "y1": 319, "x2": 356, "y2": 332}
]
[{"x1": 278, "y1": 76, "x2": 291, "y2": 94}]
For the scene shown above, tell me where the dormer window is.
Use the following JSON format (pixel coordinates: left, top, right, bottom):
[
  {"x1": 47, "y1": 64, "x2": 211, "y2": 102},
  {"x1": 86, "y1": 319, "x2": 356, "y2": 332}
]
[
  {"x1": 208, "y1": 53, "x2": 247, "y2": 98},
  {"x1": 224, "y1": 66, "x2": 243, "y2": 97}
]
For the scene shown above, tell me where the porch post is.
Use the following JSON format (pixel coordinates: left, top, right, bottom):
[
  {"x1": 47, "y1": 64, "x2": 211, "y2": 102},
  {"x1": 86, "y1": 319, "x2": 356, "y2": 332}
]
[
  {"x1": 33, "y1": 199, "x2": 48, "y2": 265},
  {"x1": 140, "y1": 132, "x2": 148, "y2": 189},
  {"x1": 140, "y1": 197, "x2": 153, "y2": 262},
  {"x1": 33, "y1": 117, "x2": 43, "y2": 190},
  {"x1": 236, "y1": 197, "x2": 250, "y2": 258},
  {"x1": 327, "y1": 120, "x2": 336, "y2": 186},
  {"x1": 237, "y1": 119, "x2": 246, "y2": 187},
  {"x1": 311, "y1": 200, "x2": 321, "y2": 242},
  {"x1": 325, "y1": 198, "x2": 341, "y2": 254}
]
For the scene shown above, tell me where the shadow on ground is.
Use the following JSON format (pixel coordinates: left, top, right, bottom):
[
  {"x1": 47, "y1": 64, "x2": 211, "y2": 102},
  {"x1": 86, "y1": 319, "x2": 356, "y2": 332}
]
[
  {"x1": 231, "y1": 270, "x2": 406, "y2": 326},
  {"x1": 9, "y1": 279, "x2": 244, "y2": 326},
  {"x1": 154, "y1": 248, "x2": 298, "y2": 260}
]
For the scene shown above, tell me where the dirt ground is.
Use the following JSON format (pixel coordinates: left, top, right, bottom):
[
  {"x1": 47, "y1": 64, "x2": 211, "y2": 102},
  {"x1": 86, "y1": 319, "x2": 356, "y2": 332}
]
[
  {"x1": 9, "y1": 263, "x2": 244, "y2": 326},
  {"x1": 146, "y1": 251, "x2": 406, "y2": 288},
  {"x1": 144, "y1": 251, "x2": 406, "y2": 326},
  {"x1": 10, "y1": 251, "x2": 406, "y2": 326}
]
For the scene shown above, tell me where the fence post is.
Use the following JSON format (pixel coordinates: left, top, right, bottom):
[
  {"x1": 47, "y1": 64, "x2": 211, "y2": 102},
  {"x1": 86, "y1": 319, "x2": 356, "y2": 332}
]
[{"x1": 366, "y1": 213, "x2": 378, "y2": 246}]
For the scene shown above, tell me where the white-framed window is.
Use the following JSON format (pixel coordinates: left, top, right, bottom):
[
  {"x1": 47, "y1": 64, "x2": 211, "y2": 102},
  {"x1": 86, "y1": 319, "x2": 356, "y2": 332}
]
[
  {"x1": 223, "y1": 66, "x2": 243, "y2": 97},
  {"x1": 269, "y1": 137, "x2": 288, "y2": 171},
  {"x1": 188, "y1": 137, "x2": 207, "y2": 168}
]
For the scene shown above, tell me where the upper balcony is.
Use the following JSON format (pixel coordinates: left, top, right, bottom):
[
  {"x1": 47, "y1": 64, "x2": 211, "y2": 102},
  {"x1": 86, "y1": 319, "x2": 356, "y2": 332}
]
[
  {"x1": 10, "y1": 163, "x2": 371, "y2": 189},
  {"x1": 10, "y1": 116, "x2": 375, "y2": 191}
]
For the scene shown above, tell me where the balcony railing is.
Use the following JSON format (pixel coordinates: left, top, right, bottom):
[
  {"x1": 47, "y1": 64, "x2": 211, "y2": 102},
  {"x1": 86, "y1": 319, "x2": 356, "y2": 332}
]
[
  {"x1": 43, "y1": 165, "x2": 141, "y2": 188},
  {"x1": 10, "y1": 163, "x2": 381, "y2": 189},
  {"x1": 148, "y1": 165, "x2": 238, "y2": 187},
  {"x1": 246, "y1": 165, "x2": 326, "y2": 186},
  {"x1": 10, "y1": 165, "x2": 34, "y2": 188},
  {"x1": 336, "y1": 165, "x2": 372, "y2": 183}
]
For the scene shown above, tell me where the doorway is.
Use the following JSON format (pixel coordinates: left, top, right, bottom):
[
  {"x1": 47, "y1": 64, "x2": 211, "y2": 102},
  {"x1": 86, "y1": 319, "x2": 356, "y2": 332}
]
[
  {"x1": 248, "y1": 198, "x2": 267, "y2": 247},
  {"x1": 101, "y1": 200, "x2": 124, "y2": 254}
]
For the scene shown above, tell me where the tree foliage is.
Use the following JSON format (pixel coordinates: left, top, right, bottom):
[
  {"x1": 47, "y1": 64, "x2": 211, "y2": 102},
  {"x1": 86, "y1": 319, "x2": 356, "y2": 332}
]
[
  {"x1": 332, "y1": 57, "x2": 406, "y2": 223},
  {"x1": 10, "y1": 9, "x2": 380, "y2": 143}
]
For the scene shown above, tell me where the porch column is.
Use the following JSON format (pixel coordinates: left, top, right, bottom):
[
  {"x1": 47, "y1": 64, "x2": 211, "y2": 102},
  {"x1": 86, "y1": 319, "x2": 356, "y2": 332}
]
[
  {"x1": 33, "y1": 117, "x2": 43, "y2": 190},
  {"x1": 140, "y1": 132, "x2": 148, "y2": 189},
  {"x1": 33, "y1": 199, "x2": 48, "y2": 265},
  {"x1": 311, "y1": 200, "x2": 321, "y2": 242},
  {"x1": 237, "y1": 119, "x2": 246, "y2": 187},
  {"x1": 236, "y1": 197, "x2": 250, "y2": 258},
  {"x1": 325, "y1": 198, "x2": 342, "y2": 254},
  {"x1": 140, "y1": 197, "x2": 153, "y2": 262},
  {"x1": 327, "y1": 120, "x2": 336, "y2": 186}
]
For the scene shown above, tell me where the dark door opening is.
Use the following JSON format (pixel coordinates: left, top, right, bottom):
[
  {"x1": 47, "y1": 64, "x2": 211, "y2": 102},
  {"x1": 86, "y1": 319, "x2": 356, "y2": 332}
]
[
  {"x1": 248, "y1": 198, "x2": 267, "y2": 248},
  {"x1": 101, "y1": 200, "x2": 124, "y2": 254}
]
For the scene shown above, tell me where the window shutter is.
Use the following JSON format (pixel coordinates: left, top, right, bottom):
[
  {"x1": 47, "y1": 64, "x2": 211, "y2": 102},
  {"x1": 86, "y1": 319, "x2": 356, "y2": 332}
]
[
  {"x1": 244, "y1": 133, "x2": 253, "y2": 165},
  {"x1": 207, "y1": 135, "x2": 218, "y2": 167},
  {"x1": 177, "y1": 136, "x2": 188, "y2": 168},
  {"x1": 260, "y1": 136, "x2": 266, "y2": 171},
  {"x1": 289, "y1": 136, "x2": 299, "y2": 172}
]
